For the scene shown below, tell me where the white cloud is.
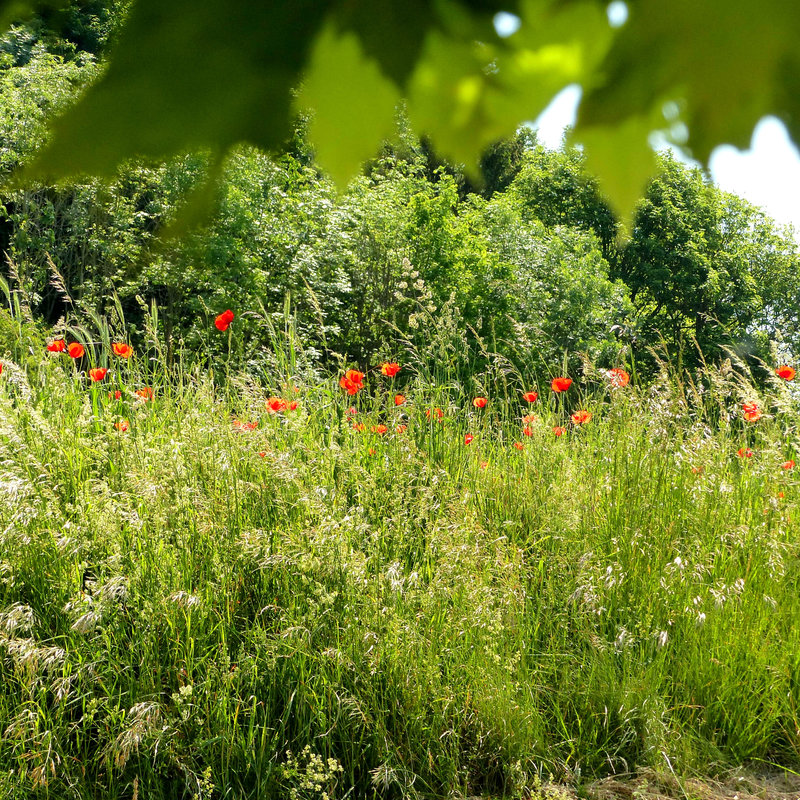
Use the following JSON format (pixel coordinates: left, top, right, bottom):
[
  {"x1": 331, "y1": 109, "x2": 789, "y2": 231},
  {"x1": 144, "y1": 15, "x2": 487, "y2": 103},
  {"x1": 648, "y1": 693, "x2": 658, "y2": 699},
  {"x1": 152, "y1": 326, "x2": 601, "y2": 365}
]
[{"x1": 709, "y1": 117, "x2": 800, "y2": 235}]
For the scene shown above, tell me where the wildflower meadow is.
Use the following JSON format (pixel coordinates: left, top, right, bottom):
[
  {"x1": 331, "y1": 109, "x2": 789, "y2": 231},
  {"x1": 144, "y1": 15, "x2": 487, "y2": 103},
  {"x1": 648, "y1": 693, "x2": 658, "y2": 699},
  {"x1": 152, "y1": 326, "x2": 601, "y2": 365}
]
[{"x1": 0, "y1": 289, "x2": 798, "y2": 799}]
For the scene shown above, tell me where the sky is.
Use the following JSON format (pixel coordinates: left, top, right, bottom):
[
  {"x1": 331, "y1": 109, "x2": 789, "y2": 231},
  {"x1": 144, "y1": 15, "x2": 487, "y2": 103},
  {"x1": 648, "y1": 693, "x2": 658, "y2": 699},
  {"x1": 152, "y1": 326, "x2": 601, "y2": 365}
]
[{"x1": 532, "y1": 85, "x2": 800, "y2": 238}]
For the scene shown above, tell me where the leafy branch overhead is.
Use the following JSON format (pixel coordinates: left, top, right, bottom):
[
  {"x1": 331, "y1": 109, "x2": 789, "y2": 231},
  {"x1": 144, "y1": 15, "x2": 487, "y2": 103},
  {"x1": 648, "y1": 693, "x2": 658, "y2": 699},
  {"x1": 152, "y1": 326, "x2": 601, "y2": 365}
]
[{"x1": 10, "y1": 0, "x2": 800, "y2": 222}]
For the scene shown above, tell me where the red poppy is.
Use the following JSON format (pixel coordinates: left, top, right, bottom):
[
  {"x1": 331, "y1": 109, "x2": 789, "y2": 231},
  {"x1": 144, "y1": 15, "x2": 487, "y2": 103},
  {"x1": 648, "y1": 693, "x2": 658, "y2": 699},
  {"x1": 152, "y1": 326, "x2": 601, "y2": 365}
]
[
  {"x1": 571, "y1": 410, "x2": 592, "y2": 425},
  {"x1": 267, "y1": 397, "x2": 287, "y2": 412},
  {"x1": 464, "y1": 434, "x2": 474, "y2": 445},
  {"x1": 782, "y1": 460, "x2": 796, "y2": 470},
  {"x1": 396, "y1": 424, "x2": 407, "y2": 433},
  {"x1": 473, "y1": 397, "x2": 488, "y2": 409},
  {"x1": 522, "y1": 391, "x2": 538, "y2": 403},
  {"x1": 135, "y1": 387, "x2": 154, "y2": 401},
  {"x1": 258, "y1": 451, "x2": 267, "y2": 458},
  {"x1": 778, "y1": 491, "x2": 785, "y2": 499},
  {"x1": 372, "y1": 424, "x2": 388, "y2": 434},
  {"x1": 339, "y1": 369, "x2": 364, "y2": 395},
  {"x1": 114, "y1": 420, "x2": 129, "y2": 432},
  {"x1": 112, "y1": 343, "x2": 133, "y2": 358},
  {"x1": 742, "y1": 401, "x2": 761, "y2": 422},
  {"x1": 108, "y1": 390, "x2": 122, "y2": 400},
  {"x1": 513, "y1": 442, "x2": 524, "y2": 450},
  {"x1": 736, "y1": 447, "x2": 754, "y2": 458},
  {"x1": 551, "y1": 377, "x2": 572, "y2": 393},
  {"x1": 553, "y1": 426, "x2": 566, "y2": 437},
  {"x1": 523, "y1": 426, "x2": 534, "y2": 437},
  {"x1": 777, "y1": 365, "x2": 796, "y2": 381},
  {"x1": 480, "y1": 461, "x2": 488, "y2": 469},
  {"x1": 346, "y1": 406, "x2": 357, "y2": 416},
  {"x1": 426, "y1": 407, "x2": 444, "y2": 420},
  {"x1": 368, "y1": 448, "x2": 376, "y2": 456},
  {"x1": 288, "y1": 400, "x2": 299, "y2": 411},
  {"x1": 607, "y1": 368, "x2": 630, "y2": 388},
  {"x1": 522, "y1": 413, "x2": 538, "y2": 424},
  {"x1": 353, "y1": 422, "x2": 366, "y2": 432},
  {"x1": 89, "y1": 367, "x2": 108, "y2": 382},
  {"x1": 47, "y1": 339, "x2": 66, "y2": 353},
  {"x1": 394, "y1": 394, "x2": 406, "y2": 406},
  {"x1": 215, "y1": 309, "x2": 234, "y2": 331},
  {"x1": 692, "y1": 466, "x2": 704, "y2": 475},
  {"x1": 67, "y1": 342, "x2": 84, "y2": 359},
  {"x1": 233, "y1": 420, "x2": 258, "y2": 431},
  {"x1": 381, "y1": 362, "x2": 401, "y2": 377}
]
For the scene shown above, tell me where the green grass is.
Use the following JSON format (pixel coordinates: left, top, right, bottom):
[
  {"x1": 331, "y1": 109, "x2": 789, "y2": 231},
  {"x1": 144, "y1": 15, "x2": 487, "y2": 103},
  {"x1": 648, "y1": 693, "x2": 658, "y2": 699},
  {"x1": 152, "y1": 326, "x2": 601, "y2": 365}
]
[{"x1": 0, "y1": 315, "x2": 798, "y2": 799}]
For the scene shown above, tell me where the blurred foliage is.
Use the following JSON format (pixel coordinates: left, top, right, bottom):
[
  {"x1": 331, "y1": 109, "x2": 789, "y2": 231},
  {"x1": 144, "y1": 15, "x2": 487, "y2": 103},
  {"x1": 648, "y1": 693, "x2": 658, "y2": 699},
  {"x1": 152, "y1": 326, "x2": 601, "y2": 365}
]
[{"x1": 5, "y1": 0, "x2": 800, "y2": 225}]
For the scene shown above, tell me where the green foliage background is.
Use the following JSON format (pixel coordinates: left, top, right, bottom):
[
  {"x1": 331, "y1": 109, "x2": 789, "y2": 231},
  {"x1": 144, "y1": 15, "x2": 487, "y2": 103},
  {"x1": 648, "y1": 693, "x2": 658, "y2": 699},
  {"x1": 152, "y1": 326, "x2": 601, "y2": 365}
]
[{"x1": 0, "y1": 2, "x2": 798, "y2": 381}]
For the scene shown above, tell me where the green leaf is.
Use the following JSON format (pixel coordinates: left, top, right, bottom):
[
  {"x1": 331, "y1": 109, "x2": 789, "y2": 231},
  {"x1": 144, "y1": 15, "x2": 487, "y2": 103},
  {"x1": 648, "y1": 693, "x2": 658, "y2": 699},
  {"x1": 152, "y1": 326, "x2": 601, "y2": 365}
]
[
  {"x1": 330, "y1": 0, "x2": 436, "y2": 88},
  {"x1": 574, "y1": 111, "x2": 662, "y2": 232},
  {"x1": 296, "y1": 24, "x2": 401, "y2": 186},
  {"x1": 579, "y1": 0, "x2": 800, "y2": 164},
  {"x1": 24, "y1": 0, "x2": 331, "y2": 181},
  {"x1": 406, "y1": 0, "x2": 611, "y2": 175}
]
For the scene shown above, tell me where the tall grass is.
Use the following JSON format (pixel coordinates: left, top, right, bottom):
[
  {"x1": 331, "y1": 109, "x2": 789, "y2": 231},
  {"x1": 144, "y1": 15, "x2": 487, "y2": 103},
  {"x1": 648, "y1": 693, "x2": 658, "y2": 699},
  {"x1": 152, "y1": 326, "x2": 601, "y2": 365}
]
[{"x1": 0, "y1": 306, "x2": 798, "y2": 799}]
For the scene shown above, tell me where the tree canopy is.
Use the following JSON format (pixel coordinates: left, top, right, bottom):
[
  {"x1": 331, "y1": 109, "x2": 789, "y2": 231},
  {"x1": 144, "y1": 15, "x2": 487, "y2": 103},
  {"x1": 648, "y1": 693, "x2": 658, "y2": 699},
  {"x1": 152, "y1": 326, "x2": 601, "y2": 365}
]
[{"x1": 3, "y1": 0, "x2": 800, "y2": 224}]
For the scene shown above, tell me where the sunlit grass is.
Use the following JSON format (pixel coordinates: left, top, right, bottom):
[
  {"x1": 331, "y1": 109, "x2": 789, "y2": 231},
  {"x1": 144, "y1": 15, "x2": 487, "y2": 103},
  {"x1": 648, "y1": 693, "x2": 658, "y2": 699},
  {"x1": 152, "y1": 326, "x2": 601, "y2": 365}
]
[{"x1": 0, "y1": 311, "x2": 798, "y2": 799}]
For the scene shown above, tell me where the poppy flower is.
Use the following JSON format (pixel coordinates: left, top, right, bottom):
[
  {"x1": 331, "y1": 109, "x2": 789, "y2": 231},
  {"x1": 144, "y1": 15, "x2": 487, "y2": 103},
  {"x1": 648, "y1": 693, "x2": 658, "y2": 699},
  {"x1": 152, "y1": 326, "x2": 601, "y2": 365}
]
[
  {"x1": 571, "y1": 410, "x2": 592, "y2": 425},
  {"x1": 464, "y1": 434, "x2": 474, "y2": 445},
  {"x1": 692, "y1": 466, "x2": 704, "y2": 475},
  {"x1": 372, "y1": 424, "x2": 388, "y2": 434},
  {"x1": 523, "y1": 426, "x2": 534, "y2": 437},
  {"x1": 522, "y1": 391, "x2": 538, "y2": 403},
  {"x1": 480, "y1": 461, "x2": 488, "y2": 469},
  {"x1": 736, "y1": 447, "x2": 754, "y2": 458},
  {"x1": 513, "y1": 442, "x2": 524, "y2": 450},
  {"x1": 67, "y1": 342, "x2": 85, "y2": 359},
  {"x1": 114, "y1": 420, "x2": 129, "y2": 432},
  {"x1": 215, "y1": 309, "x2": 234, "y2": 331},
  {"x1": 368, "y1": 448, "x2": 376, "y2": 456},
  {"x1": 381, "y1": 362, "x2": 401, "y2": 377},
  {"x1": 522, "y1": 413, "x2": 538, "y2": 424},
  {"x1": 112, "y1": 343, "x2": 133, "y2": 358},
  {"x1": 782, "y1": 460, "x2": 796, "y2": 470},
  {"x1": 607, "y1": 368, "x2": 630, "y2": 388},
  {"x1": 777, "y1": 365, "x2": 796, "y2": 381},
  {"x1": 339, "y1": 369, "x2": 364, "y2": 395},
  {"x1": 288, "y1": 400, "x2": 299, "y2": 411},
  {"x1": 473, "y1": 397, "x2": 488, "y2": 409},
  {"x1": 108, "y1": 390, "x2": 122, "y2": 400},
  {"x1": 353, "y1": 422, "x2": 366, "y2": 432},
  {"x1": 89, "y1": 367, "x2": 108, "y2": 382},
  {"x1": 233, "y1": 420, "x2": 258, "y2": 431},
  {"x1": 135, "y1": 387, "x2": 154, "y2": 401},
  {"x1": 742, "y1": 401, "x2": 761, "y2": 422},
  {"x1": 258, "y1": 451, "x2": 267, "y2": 458},
  {"x1": 47, "y1": 339, "x2": 66, "y2": 353},
  {"x1": 267, "y1": 397, "x2": 287, "y2": 412},
  {"x1": 553, "y1": 426, "x2": 566, "y2": 437},
  {"x1": 551, "y1": 377, "x2": 572, "y2": 393},
  {"x1": 396, "y1": 424, "x2": 407, "y2": 433},
  {"x1": 426, "y1": 407, "x2": 444, "y2": 420},
  {"x1": 346, "y1": 406, "x2": 357, "y2": 416},
  {"x1": 394, "y1": 394, "x2": 406, "y2": 406}
]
